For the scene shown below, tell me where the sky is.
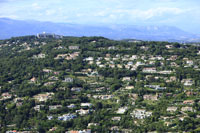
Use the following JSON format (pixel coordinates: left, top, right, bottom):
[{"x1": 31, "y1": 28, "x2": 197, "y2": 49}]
[{"x1": 0, "y1": 0, "x2": 200, "y2": 34}]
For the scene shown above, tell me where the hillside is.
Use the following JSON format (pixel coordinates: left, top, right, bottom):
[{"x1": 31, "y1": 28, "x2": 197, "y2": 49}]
[{"x1": 1, "y1": 36, "x2": 200, "y2": 132}]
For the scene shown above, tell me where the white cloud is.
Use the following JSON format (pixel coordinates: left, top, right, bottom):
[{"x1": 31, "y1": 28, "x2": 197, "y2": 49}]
[
  {"x1": 45, "y1": 9, "x2": 56, "y2": 16},
  {"x1": 0, "y1": 0, "x2": 19, "y2": 2},
  {"x1": 0, "y1": 15, "x2": 18, "y2": 19},
  {"x1": 31, "y1": 3, "x2": 41, "y2": 10},
  {"x1": 112, "y1": 7, "x2": 187, "y2": 20},
  {"x1": 32, "y1": 3, "x2": 38, "y2": 8},
  {"x1": 69, "y1": 7, "x2": 188, "y2": 24}
]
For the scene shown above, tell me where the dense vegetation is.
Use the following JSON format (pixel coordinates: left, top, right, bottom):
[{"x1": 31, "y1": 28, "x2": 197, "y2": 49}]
[{"x1": 0, "y1": 35, "x2": 200, "y2": 132}]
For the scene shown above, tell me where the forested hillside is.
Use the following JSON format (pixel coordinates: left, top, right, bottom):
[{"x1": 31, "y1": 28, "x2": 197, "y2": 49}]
[{"x1": 0, "y1": 35, "x2": 200, "y2": 132}]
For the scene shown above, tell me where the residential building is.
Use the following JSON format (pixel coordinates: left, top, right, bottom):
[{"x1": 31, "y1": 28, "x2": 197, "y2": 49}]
[
  {"x1": 71, "y1": 87, "x2": 82, "y2": 92},
  {"x1": 1, "y1": 92, "x2": 12, "y2": 100},
  {"x1": 116, "y1": 106, "x2": 128, "y2": 114},
  {"x1": 33, "y1": 92, "x2": 54, "y2": 102},
  {"x1": 69, "y1": 46, "x2": 79, "y2": 50},
  {"x1": 81, "y1": 103, "x2": 92, "y2": 107},
  {"x1": 122, "y1": 77, "x2": 131, "y2": 81},
  {"x1": 142, "y1": 67, "x2": 157, "y2": 73},
  {"x1": 112, "y1": 117, "x2": 121, "y2": 121},
  {"x1": 67, "y1": 104, "x2": 76, "y2": 109},
  {"x1": 34, "y1": 105, "x2": 44, "y2": 111},
  {"x1": 143, "y1": 94, "x2": 158, "y2": 101},
  {"x1": 183, "y1": 100, "x2": 194, "y2": 105},
  {"x1": 181, "y1": 107, "x2": 194, "y2": 112},
  {"x1": 67, "y1": 129, "x2": 91, "y2": 133},
  {"x1": 88, "y1": 123, "x2": 99, "y2": 127},
  {"x1": 58, "y1": 114, "x2": 76, "y2": 121},
  {"x1": 64, "y1": 77, "x2": 73, "y2": 83},
  {"x1": 167, "y1": 107, "x2": 178, "y2": 112},
  {"x1": 131, "y1": 109, "x2": 152, "y2": 119},
  {"x1": 76, "y1": 109, "x2": 90, "y2": 116},
  {"x1": 49, "y1": 105, "x2": 62, "y2": 110},
  {"x1": 181, "y1": 79, "x2": 194, "y2": 86}
]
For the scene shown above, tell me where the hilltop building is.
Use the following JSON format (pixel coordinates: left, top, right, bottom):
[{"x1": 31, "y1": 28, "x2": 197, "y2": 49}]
[{"x1": 37, "y1": 32, "x2": 63, "y2": 39}]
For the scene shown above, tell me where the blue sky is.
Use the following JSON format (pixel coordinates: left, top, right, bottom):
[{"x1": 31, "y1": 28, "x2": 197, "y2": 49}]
[{"x1": 0, "y1": 0, "x2": 200, "y2": 34}]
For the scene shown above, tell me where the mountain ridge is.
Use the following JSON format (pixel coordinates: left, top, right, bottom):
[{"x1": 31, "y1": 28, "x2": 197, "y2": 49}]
[{"x1": 0, "y1": 17, "x2": 199, "y2": 42}]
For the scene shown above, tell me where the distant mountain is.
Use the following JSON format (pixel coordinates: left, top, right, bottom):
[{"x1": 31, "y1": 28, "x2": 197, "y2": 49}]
[{"x1": 0, "y1": 17, "x2": 199, "y2": 42}]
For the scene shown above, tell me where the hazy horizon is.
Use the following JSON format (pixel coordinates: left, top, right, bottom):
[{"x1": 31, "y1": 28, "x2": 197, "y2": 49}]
[{"x1": 0, "y1": 0, "x2": 200, "y2": 34}]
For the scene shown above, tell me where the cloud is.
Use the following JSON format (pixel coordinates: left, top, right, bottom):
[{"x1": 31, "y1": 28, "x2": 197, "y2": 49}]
[
  {"x1": 0, "y1": 0, "x2": 199, "y2": 33},
  {"x1": 0, "y1": 15, "x2": 18, "y2": 19},
  {"x1": 89, "y1": 7, "x2": 187, "y2": 22},
  {"x1": 130, "y1": 7, "x2": 186, "y2": 20},
  {"x1": 32, "y1": 3, "x2": 38, "y2": 7},
  {"x1": 45, "y1": 9, "x2": 56, "y2": 16},
  {"x1": 0, "y1": 0, "x2": 22, "y2": 3}
]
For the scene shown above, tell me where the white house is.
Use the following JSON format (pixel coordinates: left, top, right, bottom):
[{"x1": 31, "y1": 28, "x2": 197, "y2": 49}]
[
  {"x1": 181, "y1": 79, "x2": 194, "y2": 86},
  {"x1": 131, "y1": 109, "x2": 152, "y2": 119},
  {"x1": 81, "y1": 103, "x2": 92, "y2": 107},
  {"x1": 167, "y1": 107, "x2": 178, "y2": 112},
  {"x1": 76, "y1": 109, "x2": 90, "y2": 116},
  {"x1": 116, "y1": 106, "x2": 128, "y2": 114}
]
